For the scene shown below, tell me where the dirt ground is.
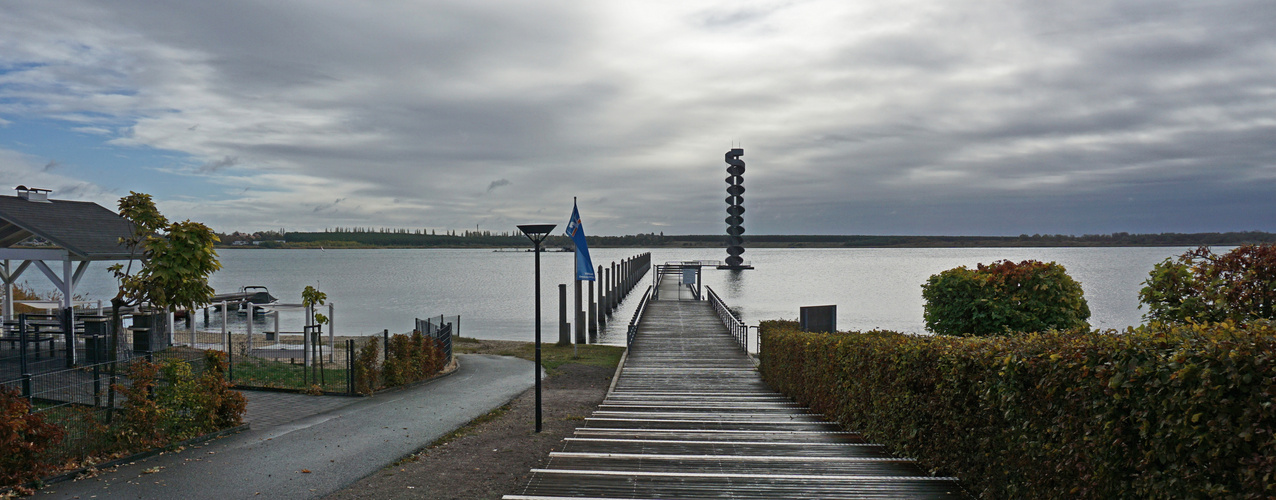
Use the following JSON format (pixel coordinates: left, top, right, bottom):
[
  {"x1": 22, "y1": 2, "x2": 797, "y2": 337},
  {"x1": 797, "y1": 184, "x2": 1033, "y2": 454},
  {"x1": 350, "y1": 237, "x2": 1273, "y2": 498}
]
[{"x1": 324, "y1": 342, "x2": 618, "y2": 500}]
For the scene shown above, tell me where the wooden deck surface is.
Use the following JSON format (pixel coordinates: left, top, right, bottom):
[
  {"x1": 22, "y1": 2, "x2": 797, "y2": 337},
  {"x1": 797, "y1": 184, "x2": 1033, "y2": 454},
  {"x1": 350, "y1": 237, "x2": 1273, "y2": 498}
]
[{"x1": 506, "y1": 276, "x2": 966, "y2": 499}]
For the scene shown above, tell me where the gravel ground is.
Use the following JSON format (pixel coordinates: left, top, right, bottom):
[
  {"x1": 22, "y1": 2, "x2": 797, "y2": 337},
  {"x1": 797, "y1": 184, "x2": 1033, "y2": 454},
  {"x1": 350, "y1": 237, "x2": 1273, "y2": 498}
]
[{"x1": 324, "y1": 354, "x2": 616, "y2": 500}]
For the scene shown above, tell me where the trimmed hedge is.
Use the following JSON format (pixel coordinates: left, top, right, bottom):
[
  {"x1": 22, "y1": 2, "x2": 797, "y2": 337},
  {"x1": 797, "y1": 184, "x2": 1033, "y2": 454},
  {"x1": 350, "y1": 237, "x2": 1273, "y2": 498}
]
[{"x1": 759, "y1": 320, "x2": 1276, "y2": 499}]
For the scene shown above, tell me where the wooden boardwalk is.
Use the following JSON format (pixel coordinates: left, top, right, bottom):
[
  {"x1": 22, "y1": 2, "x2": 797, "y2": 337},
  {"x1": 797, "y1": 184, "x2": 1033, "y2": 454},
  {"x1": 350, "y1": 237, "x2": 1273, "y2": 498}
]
[{"x1": 507, "y1": 277, "x2": 965, "y2": 499}]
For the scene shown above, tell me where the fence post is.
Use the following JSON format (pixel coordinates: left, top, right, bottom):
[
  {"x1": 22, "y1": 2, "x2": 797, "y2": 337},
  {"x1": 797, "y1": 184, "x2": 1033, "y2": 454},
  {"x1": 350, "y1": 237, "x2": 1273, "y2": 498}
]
[
  {"x1": 347, "y1": 339, "x2": 354, "y2": 395},
  {"x1": 329, "y1": 302, "x2": 336, "y2": 363},
  {"x1": 19, "y1": 314, "x2": 31, "y2": 400},
  {"x1": 228, "y1": 333, "x2": 234, "y2": 383},
  {"x1": 221, "y1": 301, "x2": 229, "y2": 353},
  {"x1": 93, "y1": 353, "x2": 102, "y2": 407},
  {"x1": 304, "y1": 306, "x2": 312, "y2": 368}
]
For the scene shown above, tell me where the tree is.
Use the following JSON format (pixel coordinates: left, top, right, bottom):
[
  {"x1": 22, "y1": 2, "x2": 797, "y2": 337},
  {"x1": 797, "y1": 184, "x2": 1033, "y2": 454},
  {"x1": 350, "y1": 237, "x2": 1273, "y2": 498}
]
[
  {"x1": 107, "y1": 193, "x2": 221, "y2": 406},
  {"x1": 1139, "y1": 244, "x2": 1276, "y2": 324},
  {"x1": 301, "y1": 285, "x2": 328, "y2": 326},
  {"x1": 922, "y1": 260, "x2": 1091, "y2": 336}
]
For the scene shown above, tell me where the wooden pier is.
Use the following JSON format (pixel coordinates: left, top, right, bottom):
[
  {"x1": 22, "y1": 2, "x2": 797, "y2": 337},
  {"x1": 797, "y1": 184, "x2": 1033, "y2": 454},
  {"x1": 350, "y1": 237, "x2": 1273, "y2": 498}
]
[{"x1": 506, "y1": 274, "x2": 965, "y2": 499}]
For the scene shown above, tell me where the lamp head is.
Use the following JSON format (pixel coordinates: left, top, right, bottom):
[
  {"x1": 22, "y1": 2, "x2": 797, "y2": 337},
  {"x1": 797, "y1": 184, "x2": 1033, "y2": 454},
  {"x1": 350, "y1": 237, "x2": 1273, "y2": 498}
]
[{"x1": 517, "y1": 223, "x2": 557, "y2": 245}]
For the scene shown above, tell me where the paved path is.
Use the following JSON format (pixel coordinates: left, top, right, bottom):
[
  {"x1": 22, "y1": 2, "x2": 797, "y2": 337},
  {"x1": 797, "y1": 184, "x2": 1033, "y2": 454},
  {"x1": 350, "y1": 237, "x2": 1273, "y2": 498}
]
[
  {"x1": 39, "y1": 354, "x2": 536, "y2": 500},
  {"x1": 507, "y1": 277, "x2": 966, "y2": 499}
]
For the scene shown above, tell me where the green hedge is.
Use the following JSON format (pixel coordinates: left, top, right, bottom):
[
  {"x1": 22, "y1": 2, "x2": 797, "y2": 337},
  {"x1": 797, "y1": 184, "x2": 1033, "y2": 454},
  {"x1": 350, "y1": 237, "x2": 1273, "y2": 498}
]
[{"x1": 759, "y1": 320, "x2": 1276, "y2": 499}]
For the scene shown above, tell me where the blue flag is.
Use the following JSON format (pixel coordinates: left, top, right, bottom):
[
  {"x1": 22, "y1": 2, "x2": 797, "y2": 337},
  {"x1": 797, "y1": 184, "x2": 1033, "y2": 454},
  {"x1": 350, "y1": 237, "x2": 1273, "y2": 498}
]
[{"x1": 565, "y1": 201, "x2": 595, "y2": 281}]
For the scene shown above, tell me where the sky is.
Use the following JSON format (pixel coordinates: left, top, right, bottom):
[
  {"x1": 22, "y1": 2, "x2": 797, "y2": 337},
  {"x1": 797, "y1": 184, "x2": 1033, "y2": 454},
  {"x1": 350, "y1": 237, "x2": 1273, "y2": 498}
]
[{"x1": 1, "y1": 0, "x2": 1273, "y2": 236}]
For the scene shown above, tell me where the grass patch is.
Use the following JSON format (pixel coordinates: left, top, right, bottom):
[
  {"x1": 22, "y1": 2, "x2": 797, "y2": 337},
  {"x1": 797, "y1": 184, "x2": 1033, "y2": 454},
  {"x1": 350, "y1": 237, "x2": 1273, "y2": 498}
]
[
  {"x1": 453, "y1": 340, "x2": 624, "y2": 375},
  {"x1": 230, "y1": 356, "x2": 348, "y2": 392}
]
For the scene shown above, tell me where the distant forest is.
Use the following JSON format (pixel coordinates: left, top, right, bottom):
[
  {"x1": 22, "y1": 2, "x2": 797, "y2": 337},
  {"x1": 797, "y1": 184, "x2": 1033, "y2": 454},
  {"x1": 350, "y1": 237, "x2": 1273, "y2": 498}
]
[{"x1": 221, "y1": 229, "x2": 1276, "y2": 249}]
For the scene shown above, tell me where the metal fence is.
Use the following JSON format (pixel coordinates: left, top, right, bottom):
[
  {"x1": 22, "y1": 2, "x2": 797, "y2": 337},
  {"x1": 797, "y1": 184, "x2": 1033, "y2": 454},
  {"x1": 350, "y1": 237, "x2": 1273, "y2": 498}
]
[
  {"x1": 0, "y1": 347, "x2": 206, "y2": 461},
  {"x1": 415, "y1": 315, "x2": 457, "y2": 363}
]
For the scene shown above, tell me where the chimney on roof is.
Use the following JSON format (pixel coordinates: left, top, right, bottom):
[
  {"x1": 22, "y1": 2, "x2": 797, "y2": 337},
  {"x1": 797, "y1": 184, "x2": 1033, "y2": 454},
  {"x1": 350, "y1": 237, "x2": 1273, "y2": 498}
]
[{"x1": 15, "y1": 185, "x2": 52, "y2": 203}]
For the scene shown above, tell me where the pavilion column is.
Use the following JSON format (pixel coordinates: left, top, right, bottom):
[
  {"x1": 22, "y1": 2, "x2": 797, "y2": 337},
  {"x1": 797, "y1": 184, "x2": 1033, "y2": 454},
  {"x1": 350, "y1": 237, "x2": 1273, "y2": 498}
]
[
  {"x1": 2, "y1": 260, "x2": 11, "y2": 321},
  {"x1": 63, "y1": 254, "x2": 77, "y2": 367}
]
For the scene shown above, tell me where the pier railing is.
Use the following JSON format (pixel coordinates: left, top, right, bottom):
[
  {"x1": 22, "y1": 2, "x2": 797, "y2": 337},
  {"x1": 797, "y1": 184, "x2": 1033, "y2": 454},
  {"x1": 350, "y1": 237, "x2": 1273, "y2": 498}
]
[
  {"x1": 626, "y1": 285, "x2": 653, "y2": 346},
  {"x1": 706, "y1": 286, "x2": 748, "y2": 352}
]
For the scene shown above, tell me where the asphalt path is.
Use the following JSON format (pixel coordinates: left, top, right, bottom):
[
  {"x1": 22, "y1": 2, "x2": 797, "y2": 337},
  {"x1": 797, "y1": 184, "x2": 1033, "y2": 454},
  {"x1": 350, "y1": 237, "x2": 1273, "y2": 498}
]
[{"x1": 39, "y1": 354, "x2": 537, "y2": 499}]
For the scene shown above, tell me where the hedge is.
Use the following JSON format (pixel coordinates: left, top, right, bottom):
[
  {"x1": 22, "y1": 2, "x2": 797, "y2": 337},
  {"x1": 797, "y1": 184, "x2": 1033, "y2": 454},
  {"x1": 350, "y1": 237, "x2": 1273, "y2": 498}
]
[{"x1": 759, "y1": 320, "x2": 1276, "y2": 499}]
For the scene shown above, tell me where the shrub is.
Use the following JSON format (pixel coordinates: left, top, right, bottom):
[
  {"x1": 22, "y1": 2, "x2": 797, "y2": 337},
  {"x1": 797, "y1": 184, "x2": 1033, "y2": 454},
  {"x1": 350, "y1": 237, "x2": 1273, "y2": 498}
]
[
  {"x1": 1141, "y1": 244, "x2": 1276, "y2": 324},
  {"x1": 384, "y1": 331, "x2": 444, "y2": 388},
  {"x1": 200, "y1": 350, "x2": 246, "y2": 430},
  {"x1": 359, "y1": 332, "x2": 444, "y2": 392},
  {"x1": 922, "y1": 259, "x2": 1090, "y2": 336},
  {"x1": 113, "y1": 353, "x2": 246, "y2": 448},
  {"x1": 0, "y1": 388, "x2": 65, "y2": 487},
  {"x1": 759, "y1": 320, "x2": 1276, "y2": 499},
  {"x1": 113, "y1": 358, "x2": 167, "y2": 448},
  {"x1": 353, "y1": 337, "x2": 381, "y2": 395}
]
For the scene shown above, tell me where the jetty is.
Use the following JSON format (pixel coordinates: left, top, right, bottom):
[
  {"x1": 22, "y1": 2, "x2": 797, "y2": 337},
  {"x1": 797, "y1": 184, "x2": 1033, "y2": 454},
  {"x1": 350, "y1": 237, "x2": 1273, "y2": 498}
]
[{"x1": 507, "y1": 271, "x2": 965, "y2": 499}]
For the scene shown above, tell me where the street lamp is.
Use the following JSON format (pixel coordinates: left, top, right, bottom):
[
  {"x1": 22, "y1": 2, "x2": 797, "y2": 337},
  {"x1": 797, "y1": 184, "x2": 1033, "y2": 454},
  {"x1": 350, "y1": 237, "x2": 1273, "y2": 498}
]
[{"x1": 518, "y1": 223, "x2": 556, "y2": 433}]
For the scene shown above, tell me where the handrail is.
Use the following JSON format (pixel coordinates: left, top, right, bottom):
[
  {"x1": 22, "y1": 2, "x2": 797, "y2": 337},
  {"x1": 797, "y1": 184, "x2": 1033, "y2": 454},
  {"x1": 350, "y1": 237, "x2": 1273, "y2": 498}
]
[
  {"x1": 626, "y1": 285, "x2": 653, "y2": 347},
  {"x1": 705, "y1": 286, "x2": 748, "y2": 352}
]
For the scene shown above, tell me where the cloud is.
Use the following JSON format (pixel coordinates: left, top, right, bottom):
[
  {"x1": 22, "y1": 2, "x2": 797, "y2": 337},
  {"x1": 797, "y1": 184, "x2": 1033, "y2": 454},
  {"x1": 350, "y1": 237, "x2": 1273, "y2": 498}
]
[
  {"x1": 198, "y1": 156, "x2": 238, "y2": 174},
  {"x1": 0, "y1": 0, "x2": 1273, "y2": 235},
  {"x1": 0, "y1": 148, "x2": 116, "y2": 206},
  {"x1": 486, "y1": 179, "x2": 511, "y2": 193},
  {"x1": 312, "y1": 197, "x2": 345, "y2": 213}
]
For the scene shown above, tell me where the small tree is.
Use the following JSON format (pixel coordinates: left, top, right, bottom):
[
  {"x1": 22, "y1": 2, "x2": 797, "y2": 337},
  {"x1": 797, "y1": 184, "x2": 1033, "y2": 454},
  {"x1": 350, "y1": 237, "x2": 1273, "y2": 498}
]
[
  {"x1": 1139, "y1": 244, "x2": 1276, "y2": 324},
  {"x1": 922, "y1": 259, "x2": 1090, "y2": 336},
  {"x1": 107, "y1": 193, "x2": 221, "y2": 408},
  {"x1": 301, "y1": 285, "x2": 328, "y2": 327}
]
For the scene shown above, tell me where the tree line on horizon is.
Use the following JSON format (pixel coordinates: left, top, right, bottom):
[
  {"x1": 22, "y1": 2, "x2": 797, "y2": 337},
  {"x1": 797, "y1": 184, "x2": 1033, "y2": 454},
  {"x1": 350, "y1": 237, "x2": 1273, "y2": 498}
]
[{"x1": 216, "y1": 229, "x2": 1276, "y2": 248}]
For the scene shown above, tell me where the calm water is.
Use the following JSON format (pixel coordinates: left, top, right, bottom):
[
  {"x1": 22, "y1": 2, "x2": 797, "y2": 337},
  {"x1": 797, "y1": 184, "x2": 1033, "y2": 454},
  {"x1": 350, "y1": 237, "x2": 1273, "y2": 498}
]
[{"x1": 20, "y1": 246, "x2": 1195, "y2": 345}]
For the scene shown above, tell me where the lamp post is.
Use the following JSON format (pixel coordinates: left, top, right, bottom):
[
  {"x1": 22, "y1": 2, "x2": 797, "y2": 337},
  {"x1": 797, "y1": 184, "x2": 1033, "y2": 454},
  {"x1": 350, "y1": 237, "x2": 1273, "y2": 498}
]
[{"x1": 518, "y1": 223, "x2": 556, "y2": 433}]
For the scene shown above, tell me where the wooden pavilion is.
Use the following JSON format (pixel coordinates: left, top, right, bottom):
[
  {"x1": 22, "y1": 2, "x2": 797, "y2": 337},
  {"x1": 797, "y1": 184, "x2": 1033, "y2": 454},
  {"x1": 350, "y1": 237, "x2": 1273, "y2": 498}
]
[{"x1": 0, "y1": 186, "x2": 135, "y2": 365}]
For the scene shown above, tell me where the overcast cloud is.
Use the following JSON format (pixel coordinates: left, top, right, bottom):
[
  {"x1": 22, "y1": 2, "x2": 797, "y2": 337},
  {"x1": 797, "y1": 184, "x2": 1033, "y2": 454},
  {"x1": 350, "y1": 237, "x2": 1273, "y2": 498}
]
[{"x1": 1, "y1": 0, "x2": 1273, "y2": 235}]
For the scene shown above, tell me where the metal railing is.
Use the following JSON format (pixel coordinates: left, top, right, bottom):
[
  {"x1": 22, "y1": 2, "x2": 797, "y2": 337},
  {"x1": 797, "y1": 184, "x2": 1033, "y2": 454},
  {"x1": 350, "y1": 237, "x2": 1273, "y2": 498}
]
[
  {"x1": 416, "y1": 315, "x2": 457, "y2": 363},
  {"x1": 626, "y1": 285, "x2": 653, "y2": 347},
  {"x1": 706, "y1": 286, "x2": 748, "y2": 352}
]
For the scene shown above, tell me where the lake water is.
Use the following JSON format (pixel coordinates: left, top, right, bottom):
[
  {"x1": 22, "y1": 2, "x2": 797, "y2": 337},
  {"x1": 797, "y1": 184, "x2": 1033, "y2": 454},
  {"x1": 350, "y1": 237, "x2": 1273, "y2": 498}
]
[{"x1": 17, "y1": 246, "x2": 1196, "y2": 346}]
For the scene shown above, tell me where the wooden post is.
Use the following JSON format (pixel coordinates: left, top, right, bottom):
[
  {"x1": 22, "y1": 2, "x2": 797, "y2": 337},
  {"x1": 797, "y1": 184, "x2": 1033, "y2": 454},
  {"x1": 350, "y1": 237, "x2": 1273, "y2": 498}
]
[
  {"x1": 328, "y1": 303, "x2": 335, "y2": 363},
  {"x1": 598, "y1": 267, "x2": 607, "y2": 317},
  {"x1": 558, "y1": 284, "x2": 569, "y2": 346},
  {"x1": 246, "y1": 302, "x2": 254, "y2": 348},
  {"x1": 588, "y1": 278, "x2": 597, "y2": 336}
]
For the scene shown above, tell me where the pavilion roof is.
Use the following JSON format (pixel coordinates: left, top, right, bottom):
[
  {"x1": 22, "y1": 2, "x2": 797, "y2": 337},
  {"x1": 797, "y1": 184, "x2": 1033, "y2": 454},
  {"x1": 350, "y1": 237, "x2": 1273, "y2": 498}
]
[{"x1": 0, "y1": 194, "x2": 136, "y2": 260}]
